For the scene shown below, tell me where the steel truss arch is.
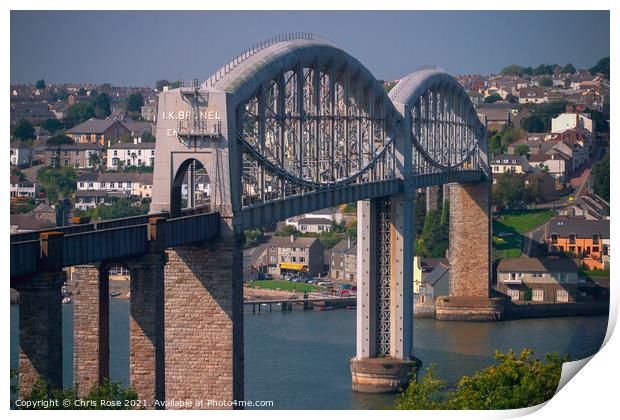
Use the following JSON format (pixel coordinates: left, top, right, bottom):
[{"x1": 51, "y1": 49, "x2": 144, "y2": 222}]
[
  {"x1": 389, "y1": 68, "x2": 487, "y2": 174},
  {"x1": 210, "y1": 34, "x2": 403, "y2": 207}
]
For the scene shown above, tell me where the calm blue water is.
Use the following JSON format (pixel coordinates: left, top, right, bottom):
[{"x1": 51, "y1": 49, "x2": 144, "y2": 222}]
[{"x1": 10, "y1": 302, "x2": 607, "y2": 409}]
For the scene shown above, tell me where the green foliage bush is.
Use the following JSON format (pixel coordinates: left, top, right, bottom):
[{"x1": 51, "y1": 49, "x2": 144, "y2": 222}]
[{"x1": 396, "y1": 349, "x2": 567, "y2": 410}]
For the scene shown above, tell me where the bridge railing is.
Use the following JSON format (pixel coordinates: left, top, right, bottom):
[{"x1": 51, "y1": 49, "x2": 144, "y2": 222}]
[
  {"x1": 9, "y1": 212, "x2": 169, "y2": 243},
  {"x1": 164, "y1": 212, "x2": 220, "y2": 248},
  {"x1": 10, "y1": 240, "x2": 40, "y2": 278},
  {"x1": 63, "y1": 225, "x2": 149, "y2": 268}
]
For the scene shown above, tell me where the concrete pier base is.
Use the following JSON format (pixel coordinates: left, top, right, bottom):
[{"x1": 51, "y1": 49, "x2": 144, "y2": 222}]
[
  {"x1": 350, "y1": 357, "x2": 420, "y2": 393},
  {"x1": 435, "y1": 296, "x2": 506, "y2": 321}
]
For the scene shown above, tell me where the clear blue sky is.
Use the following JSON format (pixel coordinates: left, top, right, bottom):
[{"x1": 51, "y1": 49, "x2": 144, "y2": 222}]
[{"x1": 11, "y1": 10, "x2": 610, "y2": 86}]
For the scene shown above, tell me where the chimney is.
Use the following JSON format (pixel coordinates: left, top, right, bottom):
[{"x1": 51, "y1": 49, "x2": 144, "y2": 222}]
[
  {"x1": 138, "y1": 137, "x2": 142, "y2": 143},
  {"x1": 347, "y1": 237, "x2": 352, "y2": 249},
  {"x1": 290, "y1": 234, "x2": 295, "y2": 243},
  {"x1": 107, "y1": 140, "x2": 111, "y2": 148},
  {"x1": 134, "y1": 137, "x2": 138, "y2": 144}
]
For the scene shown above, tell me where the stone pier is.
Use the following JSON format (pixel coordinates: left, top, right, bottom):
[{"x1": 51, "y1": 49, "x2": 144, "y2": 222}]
[
  {"x1": 436, "y1": 181, "x2": 505, "y2": 321},
  {"x1": 15, "y1": 271, "x2": 65, "y2": 398},
  {"x1": 73, "y1": 264, "x2": 109, "y2": 394},
  {"x1": 425, "y1": 185, "x2": 439, "y2": 212},
  {"x1": 128, "y1": 253, "x2": 166, "y2": 408},
  {"x1": 163, "y1": 236, "x2": 244, "y2": 408}
]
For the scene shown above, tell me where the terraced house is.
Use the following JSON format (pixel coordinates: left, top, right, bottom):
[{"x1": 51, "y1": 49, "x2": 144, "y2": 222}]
[
  {"x1": 66, "y1": 118, "x2": 130, "y2": 145},
  {"x1": 545, "y1": 217, "x2": 610, "y2": 270}
]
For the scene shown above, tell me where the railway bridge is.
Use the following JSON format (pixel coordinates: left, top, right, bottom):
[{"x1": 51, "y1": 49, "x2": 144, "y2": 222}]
[{"x1": 10, "y1": 33, "x2": 504, "y2": 407}]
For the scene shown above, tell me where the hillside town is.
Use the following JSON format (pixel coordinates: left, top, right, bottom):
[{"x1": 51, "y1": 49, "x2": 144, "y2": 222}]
[{"x1": 10, "y1": 58, "x2": 610, "y2": 313}]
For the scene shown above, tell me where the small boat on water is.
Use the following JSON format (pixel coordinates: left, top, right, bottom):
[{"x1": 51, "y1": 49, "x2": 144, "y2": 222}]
[
  {"x1": 62, "y1": 297, "x2": 72, "y2": 304},
  {"x1": 110, "y1": 291, "x2": 121, "y2": 298},
  {"x1": 320, "y1": 306, "x2": 335, "y2": 311}
]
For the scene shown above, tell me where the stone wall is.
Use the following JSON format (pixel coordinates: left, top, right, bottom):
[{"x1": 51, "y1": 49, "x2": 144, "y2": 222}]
[
  {"x1": 73, "y1": 264, "x2": 109, "y2": 394},
  {"x1": 163, "y1": 239, "x2": 244, "y2": 409},
  {"x1": 448, "y1": 182, "x2": 491, "y2": 297},
  {"x1": 128, "y1": 254, "x2": 165, "y2": 408},
  {"x1": 15, "y1": 271, "x2": 65, "y2": 398}
]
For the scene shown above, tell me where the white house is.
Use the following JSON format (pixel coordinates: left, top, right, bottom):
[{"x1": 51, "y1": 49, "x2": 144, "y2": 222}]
[
  {"x1": 10, "y1": 141, "x2": 32, "y2": 167},
  {"x1": 10, "y1": 176, "x2": 36, "y2": 198},
  {"x1": 106, "y1": 139, "x2": 156, "y2": 170},
  {"x1": 551, "y1": 112, "x2": 595, "y2": 134}
]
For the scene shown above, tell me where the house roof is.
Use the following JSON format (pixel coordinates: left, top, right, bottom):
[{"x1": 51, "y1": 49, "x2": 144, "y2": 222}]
[
  {"x1": 33, "y1": 203, "x2": 55, "y2": 214},
  {"x1": 10, "y1": 213, "x2": 56, "y2": 232},
  {"x1": 425, "y1": 263, "x2": 450, "y2": 287},
  {"x1": 547, "y1": 217, "x2": 610, "y2": 239},
  {"x1": 490, "y1": 154, "x2": 528, "y2": 166},
  {"x1": 298, "y1": 217, "x2": 333, "y2": 225},
  {"x1": 10, "y1": 141, "x2": 31, "y2": 149},
  {"x1": 331, "y1": 238, "x2": 356, "y2": 253},
  {"x1": 45, "y1": 143, "x2": 103, "y2": 151},
  {"x1": 77, "y1": 172, "x2": 153, "y2": 184},
  {"x1": 497, "y1": 257, "x2": 579, "y2": 273},
  {"x1": 120, "y1": 120, "x2": 153, "y2": 134},
  {"x1": 269, "y1": 235, "x2": 320, "y2": 249},
  {"x1": 108, "y1": 142, "x2": 155, "y2": 150},
  {"x1": 66, "y1": 119, "x2": 125, "y2": 134}
]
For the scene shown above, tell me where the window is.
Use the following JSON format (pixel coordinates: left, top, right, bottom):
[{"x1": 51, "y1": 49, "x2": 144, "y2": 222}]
[
  {"x1": 569, "y1": 234, "x2": 576, "y2": 244},
  {"x1": 281, "y1": 256, "x2": 288, "y2": 262},
  {"x1": 551, "y1": 234, "x2": 558, "y2": 244},
  {"x1": 556, "y1": 290, "x2": 569, "y2": 302},
  {"x1": 592, "y1": 247, "x2": 599, "y2": 253},
  {"x1": 291, "y1": 256, "x2": 297, "y2": 262},
  {"x1": 114, "y1": 150, "x2": 118, "y2": 156},
  {"x1": 510, "y1": 272, "x2": 516, "y2": 281},
  {"x1": 532, "y1": 290, "x2": 544, "y2": 302},
  {"x1": 508, "y1": 289, "x2": 519, "y2": 301},
  {"x1": 592, "y1": 234, "x2": 600, "y2": 245},
  {"x1": 269, "y1": 256, "x2": 275, "y2": 263},
  {"x1": 300, "y1": 225, "x2": 307, "y2": 231},
  {"x1": 299, "y1": 257, "x2": 305, "y2": 263}
]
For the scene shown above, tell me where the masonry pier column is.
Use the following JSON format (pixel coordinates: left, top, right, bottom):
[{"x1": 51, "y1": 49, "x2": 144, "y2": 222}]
[
  {"x1": 425, "y1": 185, "x2": 439, "y2": 213},
  {"x1": 128, "y1": 253, "x2": 165, "y2": 408},
  {"x1": 435, "y1": 181, "x2": 505, "y2": 321},
  {"x1": 73, "y1": 263, "x2": 109, "y2": 394},
  {"x1": 15, "y1": 271, "x2": 65, "y2": 398},
  {"x1": 351, "y1": 195, "x2": 419, "y2": 393},
  {"x1": 14, "y1": 231, "x2": 66, "y2": 398},
  {"x1": 163, "y1": 234, "x2": 244, "y2": 408},
  {"x1": 127, "y1": 216, "x2": 166, "y2": 408}
]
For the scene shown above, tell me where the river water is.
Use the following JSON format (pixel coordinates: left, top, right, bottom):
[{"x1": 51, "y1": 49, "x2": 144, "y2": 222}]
[{"x1": 10, "y1": 301, "x2": 607, "y2": 409}]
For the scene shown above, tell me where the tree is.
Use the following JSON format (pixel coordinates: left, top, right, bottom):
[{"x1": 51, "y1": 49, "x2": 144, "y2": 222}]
[
  {"x1": 528, "y1": 100, "x2": 568, "y2": 131},
  {"x1": 140, "y1": 132, "x2": 156, "y2": 142},
  {"x1": 561, "y1": 63, "x2": 576, "y2": 74},
  {"x1": 514, "y1": 144, "x2": 530, "y2": 156},
  {"x1": 14, "y1": 377, "x2": 137, "y2": 410},
  {"x1": 483, "y1": 93, "x2": 502, "y2": 103},
  {"x1": 12, "y1": 119, "x2": 36, "y2": 141},
  {"x1": 36, "y1": 166, "x2": 77, "y2": 203},
  {"x1": 415, "y1": 209, "x2": 449, "y2": 258},
  {"x1": 41, "y1": 118, "x2": 64, "y2": 135},
  {"x1": 156, "y1": 79, "x2": 181, "y2": 92},
  {"x1": 73, "y1": 197, "x2": 151, "y2": 220},
  {"x1": 35, "y1": 79, "x2": 46, "y2": 90},
  {"x1": 505, "y1": 94, "x2": 519, "y2": 104},
  {"x1": 525, "y1": 174, "x2": 545, "y2": 205},
  {"x1": 91, "y1": 92, "x2": 111, "y2": 118},
  {"x1": 533, "y1": 64, "x2": 555, "y2": 76},
  {"x1": 126, "y1": 93, "x2": 145, "y2": 114},
  {"x1": 274, "y1": 225, "x2": 299, "y2": 237},
  {"x1": 489, "y1": 133, "x2": 503, "y2": 156},
  {"x1": 492, "y1": 173, "x2": 526, "y2": 210},
  {"x1": 520, "y1": 115, "x2": 545, "y2": 133},
  {"x1": 89, "y1": 153, "x2": 101, "y2": 169},
  {"x1": 538, "y1": 77, "x2": 553, "y2": 88},
  {"x1": 64, "y1": 102, "x2": 96, "y2": 128},
  {"x1": 77, "y1": 87, "x2": 87, "y2": 96},
  {"x1": 396, "y1": 349, "x2": 567, "y2": 410},
  {"x1": 589, "y1": 57, "x2": 610, "y2": 78},
  {"x1": 500, "y1": 64, "x2": 526, "y2": 76},
  {"x1": 591, "y1": 153, "x2": 609, "y2": 201}
]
